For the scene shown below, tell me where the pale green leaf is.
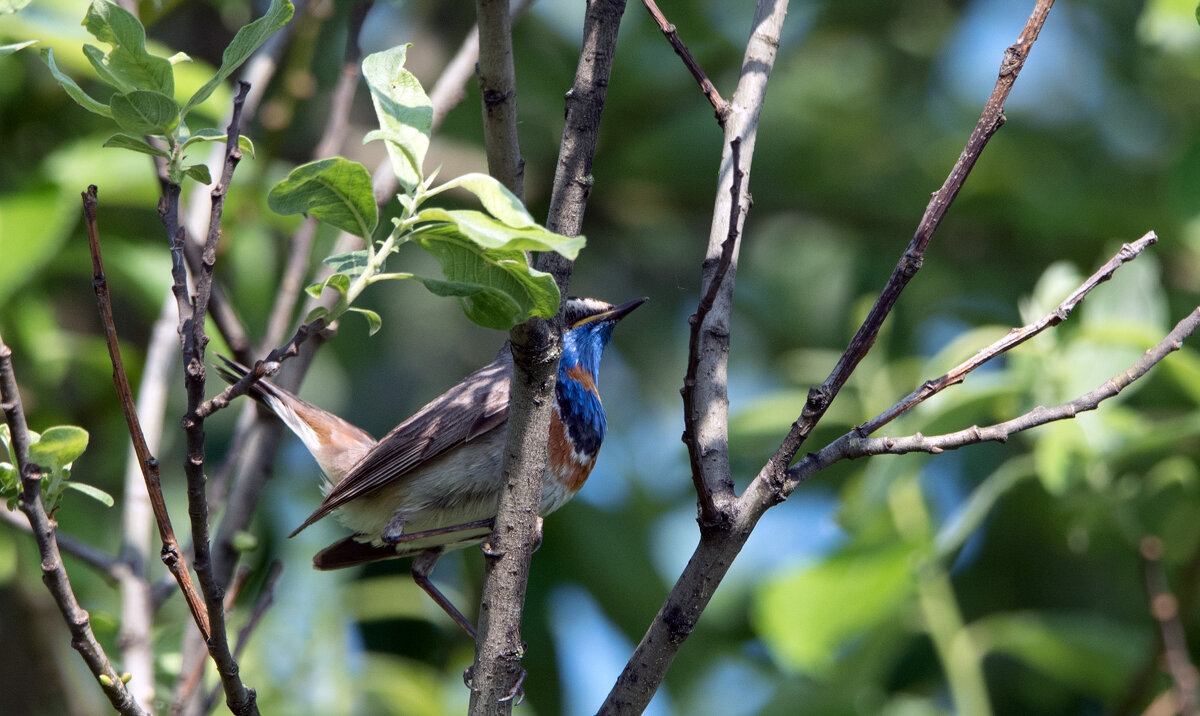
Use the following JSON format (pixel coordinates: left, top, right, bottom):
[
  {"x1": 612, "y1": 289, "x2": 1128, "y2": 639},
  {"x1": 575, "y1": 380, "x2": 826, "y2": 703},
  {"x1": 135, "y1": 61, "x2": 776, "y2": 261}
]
[
  {"x1": 183, "y1": 164, "x2": 212, "y2": 185},
  {"x1": 415, "y1": 207, "x2": 585, "y2": 259},
  {"x1": 40, "y1": 48, "x2": 113, "y2": 118},
  {"x1": 0, "y1": 40, "x2": 36, "y2": 57},
  {"x1": 27, "y1": 426, "x2": 89, "y2": 471},
  {"x1": 433, "y1": 173, "x2": 537, "y2": 228},
  {"x1": 103, "y1": 133, "x2": 171, "y2": 158},
  {"x1": 322, "y1": 250, "x2": 369, "y2": 277},
  {"x1": 413, "y1": 225, "x2": 560, "y2": 330},
  {"x1": 64, "y1": 481, "x2": 114, "y2": 507},
  {"x1": 84, "y1": 0, "x2": 174, "y2": 95},
  {"x1": 362, "y1": 44, "x2": 432, "y2": 194},
  {"x1": 181, "y1": 129, "x2": 255, "y2": 157},
  {"x1": 109, "y1": 90, "x2": 179, "y2": 135},
  {"x1": 268, "y1": 157, "x2": 377, "y2": 238},
  {"x1": 348, "y1": 307, "x2": 383, "y2": 336},
  {"x1": 182, "y1": 0, "x2": 294, "y2": 117}
]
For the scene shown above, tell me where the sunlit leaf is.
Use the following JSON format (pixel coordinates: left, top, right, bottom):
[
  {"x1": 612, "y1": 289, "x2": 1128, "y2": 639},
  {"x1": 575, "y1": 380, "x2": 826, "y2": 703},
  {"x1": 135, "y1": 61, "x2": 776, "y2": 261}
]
[
  {"x1": 181, "y1": 129, "x2": 256, "y2": 157},
  {"x1": 268, "y1": 157, "x2": 377, "y2": 238},
  {"x1": 415, "y1": 208, "x2": 585, "y2": 259},
  {"x1": 27, "y1": 426, "x2": 89, "y2": 471},
  {"x1": 412, "y1": 225, "x2": 560, "y2": 330},
  {"x1": 103, "y1": 133, "x2": 171, "y2": 158},
  {"x1": 0, "y1": 40, "x2": 36, "y2": 57},
  {"x1": 362, "y1": 44, "x2": 432, "y2": 194},
  {"x1": 109, "y1": 90, "x2": 179, "y2": 135},
  {"x1": 83, "y1": 0, "x2": 174, "y2": 96},
  {"x1": 64, "y1": 481, "x2": 114, "y2": 507},
  {"x1": 433, "y1": 173, "x2": 537, "y2": 228},
  {"x1": 40, "y1": 48, "x2": 113, "y2": 118},
  {"x1": 182, "y1": 0, "x2": 293, "y2": 117}
]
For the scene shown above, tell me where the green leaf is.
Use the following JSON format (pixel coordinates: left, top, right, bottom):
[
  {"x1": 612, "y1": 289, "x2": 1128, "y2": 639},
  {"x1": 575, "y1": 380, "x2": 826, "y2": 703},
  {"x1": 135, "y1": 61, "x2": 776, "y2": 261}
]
[
  {"x1": 415, "y1": 207, "x2": 585, "y2": 259},
  {"x1": 0, "y1": 40, "x2": 36, "y2": 57},
  {"x1": 184, "y1": 164, "x2": 212, "y2": 185},
  {"x1": 181, "y1": 129, "x2": 256, "y2": 158},
  {"x1": 109, "y1": 90, "x2": 180, "y2": 135},
  {"x1": 322, "y1": 250, "x2": 370, "y2": 277},
  {"x1": 84, "y1": 0, "x2": 174, "y2": 96},
  {"x1": 182, "y1": 0, "x2": 294, "y2": 118},
  {"x1": 348, "y1": 307, "x2": 383, "y2": 336},
  {"x1": 268, "y1": 157, "x2": 378, "y2": 238},
  {"x1": 752, "y1": 544, "x2": 916, "y2": 674},
  {"x1": 970, "y1": 612, "x2": 1149, "y2": 701},
  {"x1": 305, "y1": 272, "x2": 351, "y2": 300},
  {"x1": 304, "y1": 306, "x2": 329, "y2": 323},
  {"x1": 412, "y1": 225, "x2": 560, "y2": 330},
  {"x1": 40, "y1": 48, "x2": 113, "y2": 118},
  {"x1": 83, "y1": 44, "x2": 133, "y2": 93},
  {"x1": 362, "y1": 44, "x2": 432, "y2": 194},
  {"x1": 64, "y1": 481, "x2": 114, "y2": 507},
  {"x1": 433, "y1": 173, "x2": 537, "y2": 228},
  {"x1": 103, "y1": 133, "x2": 171, "y2": 158},
  {"x1": 27, "y1": 426, "x2": 89, "y2": 471}
]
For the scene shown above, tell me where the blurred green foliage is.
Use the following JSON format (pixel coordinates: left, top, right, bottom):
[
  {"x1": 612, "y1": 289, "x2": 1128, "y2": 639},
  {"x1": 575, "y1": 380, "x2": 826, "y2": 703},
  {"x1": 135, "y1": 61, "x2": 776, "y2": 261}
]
[{"x1": 2, "y1": 0, "x2": 1200, "y2": 715}]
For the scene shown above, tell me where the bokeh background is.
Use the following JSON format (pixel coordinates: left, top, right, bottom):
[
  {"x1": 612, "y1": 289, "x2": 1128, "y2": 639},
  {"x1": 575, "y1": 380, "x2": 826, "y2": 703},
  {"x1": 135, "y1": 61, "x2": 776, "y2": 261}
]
[{"x1": 3, "y1": 0, "x2": 1200, "y2": 714}]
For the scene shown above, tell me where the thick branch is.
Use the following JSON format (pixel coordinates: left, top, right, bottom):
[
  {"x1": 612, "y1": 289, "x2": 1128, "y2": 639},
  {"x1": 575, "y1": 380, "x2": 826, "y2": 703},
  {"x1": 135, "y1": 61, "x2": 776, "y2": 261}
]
[
  {"x1": 598, "y1": 1, "x2": 787, "y2": 712},
  {"x1": 0, "y1": 333, "x2": 147, "y2": 716},
  {"x1": 475, "y1": 0, "x2": 525, "y2": 199}
]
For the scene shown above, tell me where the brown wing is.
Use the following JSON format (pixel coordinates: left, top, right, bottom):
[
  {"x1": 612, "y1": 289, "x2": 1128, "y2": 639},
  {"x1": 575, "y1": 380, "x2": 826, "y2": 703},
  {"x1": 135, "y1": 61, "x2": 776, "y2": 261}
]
[{"x1": 289, "y1": 347, "x2": 512, "y2": 536}]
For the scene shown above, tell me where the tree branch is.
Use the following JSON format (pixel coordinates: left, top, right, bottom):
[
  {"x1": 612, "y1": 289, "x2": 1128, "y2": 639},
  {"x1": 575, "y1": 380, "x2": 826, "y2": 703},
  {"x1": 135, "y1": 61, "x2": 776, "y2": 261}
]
[
  {"x1": 1141, "y1": 535, "x2": 1200, "y2": 716},
  {"x1": 475, "y1": 0, "x2": 525, "y2": 199},
  {"x1": 599, "y1": 0, "x2": 788, "y2": 711},
  {"x1": 757, "y1": 0, "x2": 1056, "y2": 491},
  {"x1": 857, "y1": 231, "x2": 1158, "y2": 437},
  {"x1": 641, "y1": 0, "x2": 729, "y2": 122},
  {"x1": 84, "y1": 186, "x2": 212, "y2": 640},
  {"x1": 0, "y1": 332, "x2": 147, "y2": 716}
]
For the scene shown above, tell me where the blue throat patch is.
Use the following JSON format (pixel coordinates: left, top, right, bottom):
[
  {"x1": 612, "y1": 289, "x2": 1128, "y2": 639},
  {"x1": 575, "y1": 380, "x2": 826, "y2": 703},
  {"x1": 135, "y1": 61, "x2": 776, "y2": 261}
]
[{"x1": 556, "y1": 322, "x2": 614, "y2": 457}]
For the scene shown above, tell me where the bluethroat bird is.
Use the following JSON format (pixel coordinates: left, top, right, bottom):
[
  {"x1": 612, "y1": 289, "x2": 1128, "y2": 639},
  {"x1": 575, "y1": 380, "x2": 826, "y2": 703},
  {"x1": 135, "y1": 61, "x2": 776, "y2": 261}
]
[{"x1": 219, "y1": 296, "x2": 645, "y2": 637}]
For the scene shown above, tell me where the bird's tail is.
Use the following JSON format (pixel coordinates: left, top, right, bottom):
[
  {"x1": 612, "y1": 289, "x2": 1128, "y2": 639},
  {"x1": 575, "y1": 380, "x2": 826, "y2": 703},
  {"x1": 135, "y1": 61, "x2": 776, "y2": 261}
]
[{"x1": 214, "y1": 355, "x2": 376, "y2": 482}]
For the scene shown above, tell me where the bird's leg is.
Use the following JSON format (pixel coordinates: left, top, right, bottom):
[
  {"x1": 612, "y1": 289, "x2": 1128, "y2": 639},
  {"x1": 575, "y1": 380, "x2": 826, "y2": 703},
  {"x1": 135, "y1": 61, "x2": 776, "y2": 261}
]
[
  {"x1": 389, "y1": 517, "x2": 494, "y2": 544},
  {"x1": 411, "y1": 549, "x2": 478, "y2": 640},
  {"x1": 381, "y1": 511, "x2": 407, "y2": 544}
]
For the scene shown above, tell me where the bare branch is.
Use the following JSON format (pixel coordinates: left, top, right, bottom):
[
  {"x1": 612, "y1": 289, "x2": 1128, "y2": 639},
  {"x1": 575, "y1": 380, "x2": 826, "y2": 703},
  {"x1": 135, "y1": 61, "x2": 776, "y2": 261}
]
[
  {"x1": 682, "y1": 137, "x2": 743, "y2": 526},
  {"x1": 599, "y1": 0, "x2": 788, "y2": 712},
  {"x1": 1141, "y1": 535, "x2": 1200, "y2": 716},
  {"x1": 84, "y1": 186, "x2": 212, "y2": 640},
  {"x1": 758, "y1": 0, "x2": 1056, "y2": 490},
  {"x1": 475, "y1": 0, "x2": 525, "y2": 199},
  {"x1": 829, "y1": 307, "x2": 1200, "y2": 461},
  {"x1": 641, "y1": 0, "x2": 730, "y2": 121},
  {"x1": 858, "y1": 231, "x2": 1158, "y2": 436},
  {"x1": 0, "y1": 332, "x2": 147, "y2": 716}
]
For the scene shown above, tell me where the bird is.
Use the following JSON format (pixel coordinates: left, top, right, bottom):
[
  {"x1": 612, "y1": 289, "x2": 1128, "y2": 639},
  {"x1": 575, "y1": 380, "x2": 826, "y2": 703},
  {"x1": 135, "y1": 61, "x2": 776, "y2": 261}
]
[{"x1": 218, "y1": 296, "x2": 645, "y2": 638}]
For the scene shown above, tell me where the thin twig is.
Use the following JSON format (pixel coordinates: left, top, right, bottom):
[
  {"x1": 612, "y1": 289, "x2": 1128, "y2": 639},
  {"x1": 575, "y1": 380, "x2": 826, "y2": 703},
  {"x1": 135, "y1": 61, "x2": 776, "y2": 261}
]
[
  {"x1": 759, "y1": 0, "x2": 1056, "y2": 495},
  {"x1": 0, "y1": 332, "x2": 147, "y2": 716},
  {"x1": 84, "y1": 186, "x2": 212, "y2": 640},
  {"x1": 682, "y1": 137, "x2": 743, "y2": 527},
  {"x1": 810, "y1": 307, "x2": 1200, "y2": 463},
  {"x1": 858, "y1": 231, "x2": 1158, "y2": 436},
  {"x1": 0, "y1": 507, "x2": 125, "y2": 583},
  {"x1": 202, "y1": 562, "x2": 284, "y2": 715},
  {"x1": 160, "y1": 83, "x2": 259, "y2": 715},
  {"x1": 641, "y1": 0, "x2": 729, "y2": 122},
  {"x1": 1142, "y1": 535, "x2": 1200, "y2": 716}
]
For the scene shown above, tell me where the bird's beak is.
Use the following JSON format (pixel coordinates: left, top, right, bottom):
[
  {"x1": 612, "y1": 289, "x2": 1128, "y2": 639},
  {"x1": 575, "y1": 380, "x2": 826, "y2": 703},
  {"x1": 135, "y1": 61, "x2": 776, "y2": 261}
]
[{"x1": 572, "y1": 296, "x2": 648, "y2": 328}]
